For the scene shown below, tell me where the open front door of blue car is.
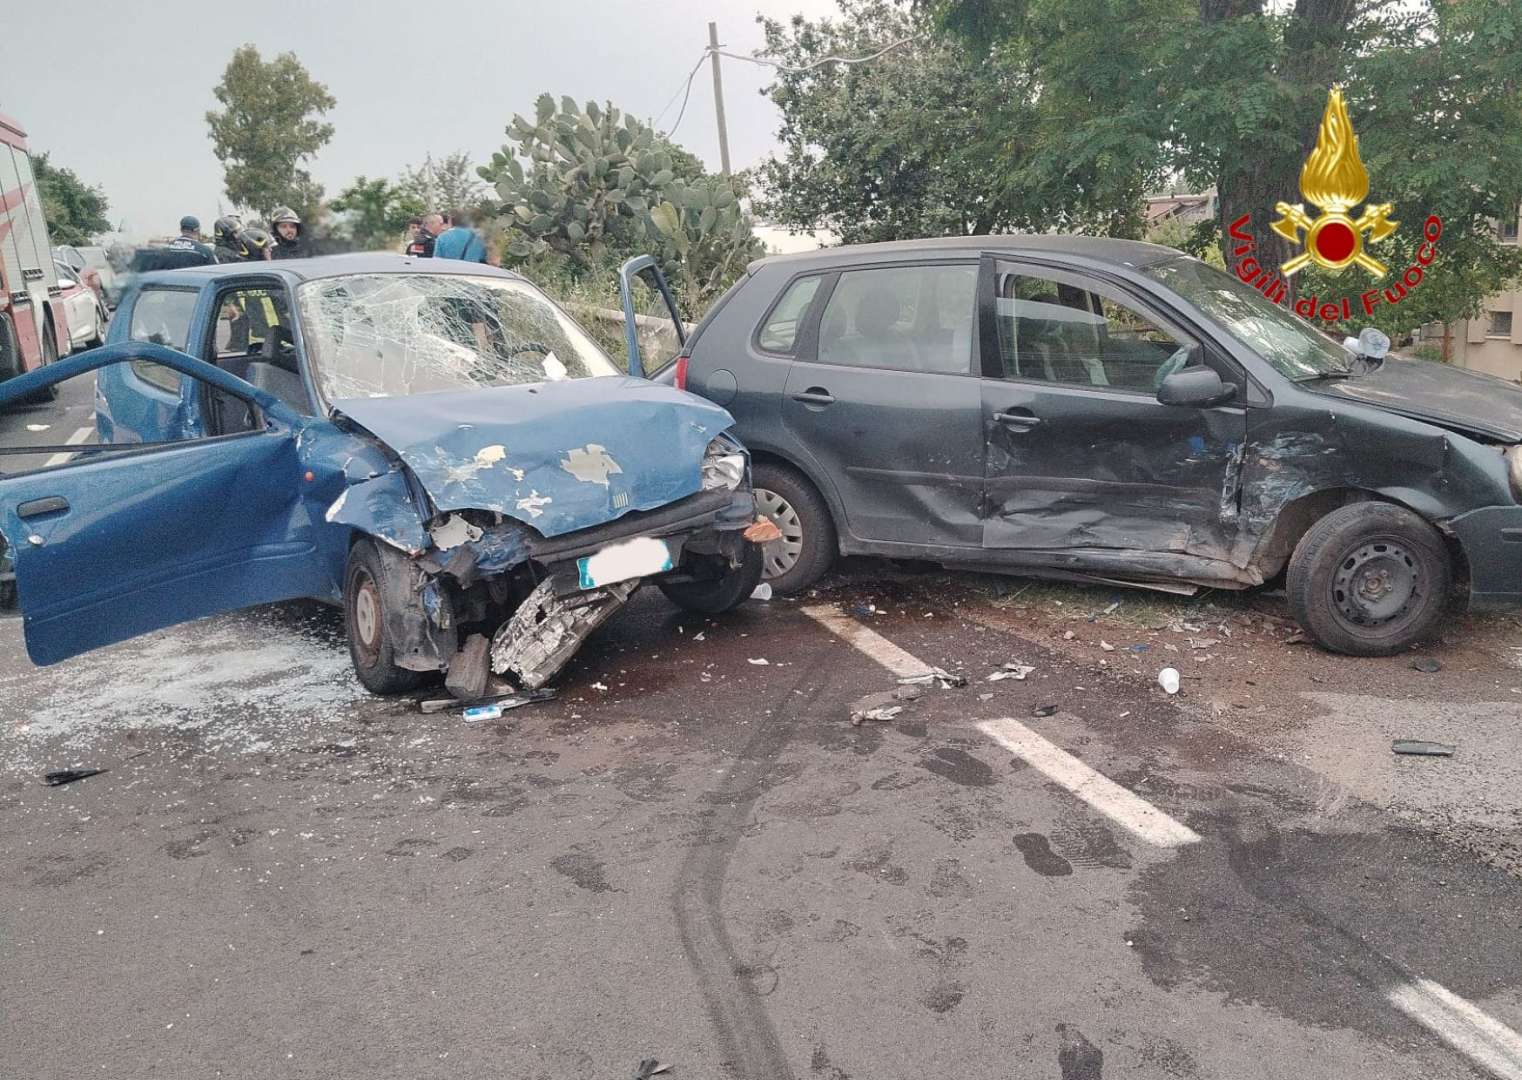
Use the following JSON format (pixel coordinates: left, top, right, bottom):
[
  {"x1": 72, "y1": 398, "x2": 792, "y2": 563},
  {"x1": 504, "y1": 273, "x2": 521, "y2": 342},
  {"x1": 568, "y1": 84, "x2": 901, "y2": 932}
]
[
  {"x1": 0, "y1": 342, "x2": 334, "y2": 667},
  {"x1": 617, "y1": 255, "x2": 687, "y2": 378}
]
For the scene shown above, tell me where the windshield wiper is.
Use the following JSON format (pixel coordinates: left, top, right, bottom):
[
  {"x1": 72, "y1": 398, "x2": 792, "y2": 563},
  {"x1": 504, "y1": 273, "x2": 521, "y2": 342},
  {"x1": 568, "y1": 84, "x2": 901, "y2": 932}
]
[{"x1": 1296, "y1": 370, "x2": 1356, "y2": 382}]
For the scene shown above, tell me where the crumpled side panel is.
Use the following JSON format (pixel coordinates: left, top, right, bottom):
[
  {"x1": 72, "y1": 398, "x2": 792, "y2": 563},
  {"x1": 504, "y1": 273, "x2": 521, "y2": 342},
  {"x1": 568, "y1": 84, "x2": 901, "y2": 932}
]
[{"x1": 324, "y1": 468, "x2": 431, "y2": 555}]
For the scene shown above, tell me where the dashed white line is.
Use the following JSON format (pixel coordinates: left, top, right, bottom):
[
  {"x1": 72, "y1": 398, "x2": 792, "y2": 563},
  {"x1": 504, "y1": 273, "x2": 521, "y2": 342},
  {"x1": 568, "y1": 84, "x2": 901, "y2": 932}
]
[
  {"x1": 977, "y1": 717, "x2": 1201, "y2": 847},
  {"x1": 801, "y1": 604, "x2": 935, "y2": 680},
  {"x1": 1389, "y1": 979, "x2": 1522, "y2": 1080},
  {"x1": 43, "y1": 426, "x2": 93, "y2": 468}
]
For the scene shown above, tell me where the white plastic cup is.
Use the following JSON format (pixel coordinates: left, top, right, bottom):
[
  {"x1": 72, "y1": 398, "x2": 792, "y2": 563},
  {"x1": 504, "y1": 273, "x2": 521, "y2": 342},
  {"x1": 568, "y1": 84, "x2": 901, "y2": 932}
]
[
  {"x1": 1158, "y1": 667, "x2": 1181, "y2": 695},
  {"x1": 750, "y1": 583, "x2": 773, "y2": 601}
]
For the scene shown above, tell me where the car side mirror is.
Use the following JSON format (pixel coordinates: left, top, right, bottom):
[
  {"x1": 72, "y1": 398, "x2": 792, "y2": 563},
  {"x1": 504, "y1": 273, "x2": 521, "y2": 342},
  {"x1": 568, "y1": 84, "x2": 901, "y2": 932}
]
[{"x1": 1157, "y1": 363, "x2": 1234, "y2": 408}]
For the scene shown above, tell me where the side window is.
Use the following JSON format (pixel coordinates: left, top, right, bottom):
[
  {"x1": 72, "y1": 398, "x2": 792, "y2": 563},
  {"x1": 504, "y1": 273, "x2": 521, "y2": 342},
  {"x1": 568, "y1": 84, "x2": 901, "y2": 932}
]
[
  {"x1": 0, "y1": 362, "x2": 237, "y2": 479},
  {"x1": 992, "y1": 268, "x2": 1193, "y2": 391},
  {"x1": 816, "y1": 264, "x2": 976, "y2": 374},
  {"x1": 757, "y1": 275, "x2": 822, "y2": 353},
  {"x1": 128, "y1": 289, "x2": 199, "y2": 392},
  {"x1": 213, "y1": 286, "x2": 294, "y2": 366}
]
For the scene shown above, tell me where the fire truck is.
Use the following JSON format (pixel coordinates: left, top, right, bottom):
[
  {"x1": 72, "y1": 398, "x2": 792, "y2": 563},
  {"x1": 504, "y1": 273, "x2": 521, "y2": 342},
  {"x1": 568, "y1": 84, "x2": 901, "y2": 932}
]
[{"x1": 0, "y1": 112, "x2": 73, "y2": 386}]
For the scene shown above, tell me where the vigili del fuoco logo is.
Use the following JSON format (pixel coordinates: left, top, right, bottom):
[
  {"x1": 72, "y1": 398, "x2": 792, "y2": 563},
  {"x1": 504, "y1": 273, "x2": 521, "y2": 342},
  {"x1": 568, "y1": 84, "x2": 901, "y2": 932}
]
[{"x1": 1227, "y1": 86, "x2": 1442, "y2": 324}]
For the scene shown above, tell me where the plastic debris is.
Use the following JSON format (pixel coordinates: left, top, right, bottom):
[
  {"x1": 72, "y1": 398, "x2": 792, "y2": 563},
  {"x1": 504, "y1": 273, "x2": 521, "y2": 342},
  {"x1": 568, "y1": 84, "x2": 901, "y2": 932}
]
[
  {"x1": 743, "y1": 518, "x2": 783, "y2": 543},
  {"x1": 747, "y1": 657, "x2": 770, "y2": 666},
  {"x1": 1100, "y1": 641, "x2": 1115, "y2": 652},
  {"x1": 692, "y1": 631, "x2": 706, "y2": 642},
  {"x1": 633, "y1": 1060, "x2": 672, "y2": 1079},
  {"x1": 1411, "y1": 657, "x2": 1442, "y2": 673},
  {"x1": 1392, "y1": 739, "x2": 1456, "y2": 757},
  {"x1": 25, "y1": 423, "x2": 50, "y2": 432},
  {"x1": 45, "y1": 767, "x2": 104, "y2": 787},
  {"x1": 850, "y1": 689, "x2": 908, "y2": 725},
  {"x1": 1158, "y1": 667, "x2": 1181, "y2": 695},
  {"x1": 1062, "y1": 630, "x2": 1076, "y2": 640},
  {"x1": 1032, "y1": 704, "x2": 1058, "y2": 717},
  {"x1": 987, "y1": 663, "x2": 1035, "y2": 682},
  {"x1": 898, "y1": 667, "x2": 966, "y2": 688},
  {"x1": 420, "y1": 688, "x2": 556, "y2": 715},
  {"x1": 1129, "y1": 643, "x2": 1150, "y2": 653},
  {"x1": 750, "y1": 583, "x2": 773, "y2": 601}
]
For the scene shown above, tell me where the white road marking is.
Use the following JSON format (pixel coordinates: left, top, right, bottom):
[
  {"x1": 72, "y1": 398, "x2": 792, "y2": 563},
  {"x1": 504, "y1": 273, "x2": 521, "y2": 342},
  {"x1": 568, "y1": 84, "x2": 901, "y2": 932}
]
[
  {"x1": 801, "y1": 605, "x2": 935, "y2": 679},
  {"x1": 977, "y1": 717, "x2": 1201, "y2": 847},
  {"x1": 43, "y1": 426, "x2": 93, "y2": 468},
  {"x1": 1389, "y1": 979, "x2": 1522, "y2": 1080}
]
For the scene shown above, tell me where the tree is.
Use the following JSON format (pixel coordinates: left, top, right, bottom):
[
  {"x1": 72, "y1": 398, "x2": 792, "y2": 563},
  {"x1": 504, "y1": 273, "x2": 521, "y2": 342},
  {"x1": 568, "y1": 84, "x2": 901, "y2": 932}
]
[
  {"x1": 478, "y1": 95, "x2": 760, "y2": 305},
  {"x1": 933, "y1": 0, "x2": 1522, "y2": 342},
  {"x1": 757, "y1": 1, "x2": 1166, "y2": 243},
  {"x1": 329, "y1": 177, "x2": 424, "y2": 251},
  {"x1": 33, "y1": 154, "x2": 111, "y2": 245},
  {"x1": 397, "y1": 152, "x2": 488, "y2": 214},
  {"x1": 206, "y1": 45, "x2": 336, "y2": 220}
]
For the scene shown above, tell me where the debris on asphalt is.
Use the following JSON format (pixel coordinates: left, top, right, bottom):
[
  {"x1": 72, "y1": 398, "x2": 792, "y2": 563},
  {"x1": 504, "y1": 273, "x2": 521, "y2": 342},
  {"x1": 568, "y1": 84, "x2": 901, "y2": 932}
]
[
  {"x1": 25, "y1": 423, "x2": 50, "y2": 432},
  {"x1": 1158, "y1": 667, "x2": 1181, "y2": 695},
  {"x1": 893, "y1": 685, "x2": 924, "y2": 702},
  {"x1": 1129, "y1": 643, "x2": 1150, "y2": 653},
  {"x1": 850, "y1": 602, "x2": 877, "y2": 618},
  {"x1": 421, "y1": 687, "x2": 557, "y2": 717},
  {"x1": 632, "y1": 1060, "x2": 672, "y2": 1079},
  {"x1": 987, "y1": 662, "x2": 1035, "y2": 682},
  {"x1": 747, "y1": 657, "x2": 770, "y2": 666},
  {"x1": 1100, "y1": 640, "x2": 1115, "y2": 652},
  {"x1": 1411, "y1": 657, "x2": 1443, "y2": 673},
  {"x1": 1393, "y1": 739, "x2": 1456, "y2": 757},
  {"x1": 1284, "y1": 632, "x2": 1309, "y2": 645},
  {"x1": 44, "y1": 767, "x2": 105, "y2": 787},
  {"x1": 850, "y1": 690, "x2": 907, "y2": 725},
  {"x1": 750, "y1": 583, "x2": 773, "y2": 601},
  {"x1": 1032, "y1": 704, "x2": 1058, "y2": 717},
  {"x1": 693, "y1": 631, "x2": 705, "y2": 641},
  {"x1": 1063, "y1": 630, "x2": 1075, "y2": 640},
  {"x1": 898, "y1": 666, "x2": 966, "y2": 688}
]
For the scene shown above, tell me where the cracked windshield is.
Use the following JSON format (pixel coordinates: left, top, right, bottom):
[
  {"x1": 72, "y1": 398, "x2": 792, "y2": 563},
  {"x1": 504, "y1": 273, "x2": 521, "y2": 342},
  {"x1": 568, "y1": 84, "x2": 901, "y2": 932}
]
[{"x1": 297, "y1": 273, "x2": 621, "y2": 399}]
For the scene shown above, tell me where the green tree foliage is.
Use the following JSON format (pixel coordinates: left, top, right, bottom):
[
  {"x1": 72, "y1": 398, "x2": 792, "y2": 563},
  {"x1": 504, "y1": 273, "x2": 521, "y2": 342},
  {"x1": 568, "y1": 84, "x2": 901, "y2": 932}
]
[
  {"x1": 478, "y1": 95, "x2": 761, "y2": 305},
  {"x1": 397, "y1": 152, "x2": 488, "y2": 215},
  {"x1": 32, "y1": 154, "x2": 111, "y2": 246},
  {"x1": 932, "y1": 0, "x2": 1522, "y2": 344},
  {"x1": 757, "y1": 0, "x2": 1165, "y2": 243},
  {"x1": 206, "y1": 45, "x2": 336, "y2": 220},
  {"x1": 329, "y1": 177, "x2": 424, "y2": 251}
]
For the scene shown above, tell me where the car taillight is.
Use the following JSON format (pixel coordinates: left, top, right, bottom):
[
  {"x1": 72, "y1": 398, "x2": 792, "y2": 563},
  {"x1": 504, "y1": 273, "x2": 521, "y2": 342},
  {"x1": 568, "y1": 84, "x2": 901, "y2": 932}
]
[{"x1": 674, "y1": 354, "x2": 690, "y2": 391}]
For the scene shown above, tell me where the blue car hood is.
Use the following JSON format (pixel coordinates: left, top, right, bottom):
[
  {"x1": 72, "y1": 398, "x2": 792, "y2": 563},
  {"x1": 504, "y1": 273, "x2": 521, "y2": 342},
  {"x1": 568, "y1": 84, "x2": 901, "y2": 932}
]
[{"x1": 331, "y1": 376, "x2": 735, "y2": 538}]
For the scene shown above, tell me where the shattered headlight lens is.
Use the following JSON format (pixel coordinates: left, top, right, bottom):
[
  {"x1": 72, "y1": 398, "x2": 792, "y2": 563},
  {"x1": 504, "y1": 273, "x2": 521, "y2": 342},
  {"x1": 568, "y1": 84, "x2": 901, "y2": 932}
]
[
  {"x1": 701, "y1": 436, "x2": 747, "y2": 492},
  {"x1": 1507, "y1": 445, "x2": 1522, "y2": 502}
]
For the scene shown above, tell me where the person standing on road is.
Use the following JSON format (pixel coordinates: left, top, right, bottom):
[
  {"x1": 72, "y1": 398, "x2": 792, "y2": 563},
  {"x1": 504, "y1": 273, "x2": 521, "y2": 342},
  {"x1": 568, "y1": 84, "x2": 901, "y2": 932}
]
[
  {"x1": 270, "y1": 207, "x2": 309, "y2": 260},
  {"x1": 431, "y1": 208, "x2": 488, "y2": 263},
  {"x1": 238, "y1": 226, "x2": 275, "y2": 262},
  {"x1": 402, "y1": 216, "x2": 431, "y2": 257},
  {"x1": 213, "y1": 216, "x2": 247, "y2": 263},
  {"x1": 410, "y1": 213, "x2": 446, "y2": 258},
  {"x1": 166, "y1": 216, "x2": 214, "y2": 263}
]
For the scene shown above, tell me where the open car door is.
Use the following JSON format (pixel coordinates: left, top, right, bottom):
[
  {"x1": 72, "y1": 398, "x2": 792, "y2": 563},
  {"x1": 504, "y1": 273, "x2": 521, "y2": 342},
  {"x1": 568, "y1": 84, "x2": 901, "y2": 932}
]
[
  {"x1": 617, "y1": 255, "x2": 686, "y2": 378},
  {"x1": 0, "y1": 342, "x2": 334, "y2": 666}
]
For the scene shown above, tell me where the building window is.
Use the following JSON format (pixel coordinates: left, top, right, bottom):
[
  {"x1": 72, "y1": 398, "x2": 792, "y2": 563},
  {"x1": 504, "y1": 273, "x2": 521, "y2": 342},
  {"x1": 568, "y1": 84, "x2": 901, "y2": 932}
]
[{"x1": 1487, "y1": 310, "x2": 1513, "y2": 338}]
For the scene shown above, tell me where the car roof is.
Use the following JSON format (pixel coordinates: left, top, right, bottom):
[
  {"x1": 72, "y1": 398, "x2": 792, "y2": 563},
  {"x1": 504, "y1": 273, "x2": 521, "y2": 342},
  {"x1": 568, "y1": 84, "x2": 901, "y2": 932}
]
[
  {"x1": 746, "y1": 234, "x2": 1183, "y2": 274},
  {"x1": 133, "y1": 252, "x2": 527, "y2": 289}
]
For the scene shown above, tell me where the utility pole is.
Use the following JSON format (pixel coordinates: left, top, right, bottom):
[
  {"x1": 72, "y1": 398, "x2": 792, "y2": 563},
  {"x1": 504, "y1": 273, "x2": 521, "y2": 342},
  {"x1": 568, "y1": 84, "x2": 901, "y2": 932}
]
[{"x1": 708, "y1": 21, "x2": 731, "y2": 176}]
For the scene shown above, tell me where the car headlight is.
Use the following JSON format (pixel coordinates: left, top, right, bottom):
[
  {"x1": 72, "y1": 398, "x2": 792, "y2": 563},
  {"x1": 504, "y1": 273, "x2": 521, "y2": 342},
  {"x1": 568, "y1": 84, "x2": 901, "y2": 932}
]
[
  {"x1": 1507, "y1": 445, "x2": 1522, "y2": 502},
  {"x1": 701, "y1": 436, "x2": 747, "y2": 492}
]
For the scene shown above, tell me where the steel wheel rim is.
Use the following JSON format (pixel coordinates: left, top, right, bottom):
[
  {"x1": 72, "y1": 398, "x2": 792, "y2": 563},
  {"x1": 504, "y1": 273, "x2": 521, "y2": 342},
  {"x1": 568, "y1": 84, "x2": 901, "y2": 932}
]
[
  {"x1": 1331, "y1": 537, "x2": 1420, "y2": 628},
  {"x1": 352, "y1": 572, "x2": 381, "y2": 661},
  {"x1": 754, "y1": 487, "x2": 804, "y2": 579}
]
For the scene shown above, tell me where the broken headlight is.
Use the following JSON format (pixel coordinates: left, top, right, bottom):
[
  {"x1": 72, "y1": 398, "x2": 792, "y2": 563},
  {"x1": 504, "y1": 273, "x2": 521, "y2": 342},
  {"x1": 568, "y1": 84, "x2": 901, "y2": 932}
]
[
  {"x1": 1508, "y1": 445, "x2": 1522, "y2": 502},
  {"x1": 701, "y1": 436, "x2": 747, "y2": 492}
]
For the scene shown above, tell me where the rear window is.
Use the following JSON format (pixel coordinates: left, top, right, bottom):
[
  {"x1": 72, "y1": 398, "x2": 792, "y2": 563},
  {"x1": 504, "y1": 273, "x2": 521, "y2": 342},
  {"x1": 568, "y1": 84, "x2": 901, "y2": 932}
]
[{"x1": 757, "y1": 275, "x2": 823, "y2": 353}]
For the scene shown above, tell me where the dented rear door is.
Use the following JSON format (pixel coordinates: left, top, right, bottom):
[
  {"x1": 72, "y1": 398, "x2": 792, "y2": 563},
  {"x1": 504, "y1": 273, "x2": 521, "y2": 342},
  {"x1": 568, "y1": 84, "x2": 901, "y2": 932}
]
[{"x1": 978, "y1": 258, "x2": 1246, "y2": 562}]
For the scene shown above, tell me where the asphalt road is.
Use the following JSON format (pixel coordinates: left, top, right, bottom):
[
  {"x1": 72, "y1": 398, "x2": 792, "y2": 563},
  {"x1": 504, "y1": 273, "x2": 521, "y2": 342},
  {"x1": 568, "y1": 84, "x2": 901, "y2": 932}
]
[
  {"x1": 2, "y1": 570, "x2": 1520, "y2": 1080},
  {"x1": 0, "y1": 370, "x2": 99, "y2": 477}
]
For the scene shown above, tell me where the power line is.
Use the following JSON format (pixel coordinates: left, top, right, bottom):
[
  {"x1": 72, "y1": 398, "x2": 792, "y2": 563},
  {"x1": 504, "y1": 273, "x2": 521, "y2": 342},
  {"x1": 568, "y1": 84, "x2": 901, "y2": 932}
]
[
  {"x1": 711, "y1": 36, "x2": 915, "y2": 73},
  {"x1": 654, "y1": 51, "x2": 709, "y2": 134}
]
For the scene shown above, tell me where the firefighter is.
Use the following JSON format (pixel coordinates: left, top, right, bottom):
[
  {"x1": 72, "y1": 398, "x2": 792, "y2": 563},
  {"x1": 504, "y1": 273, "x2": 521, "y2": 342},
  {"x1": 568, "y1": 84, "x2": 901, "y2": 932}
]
[
  {"x1": 270, "y1": 206, "x2": 308, "y2": 260},
  {"x1": 212, "y1": 216, "x2": 246, "y2": 263},
  {"x1": 239, "y1": 226, "x2": 275, "y2": 262}
]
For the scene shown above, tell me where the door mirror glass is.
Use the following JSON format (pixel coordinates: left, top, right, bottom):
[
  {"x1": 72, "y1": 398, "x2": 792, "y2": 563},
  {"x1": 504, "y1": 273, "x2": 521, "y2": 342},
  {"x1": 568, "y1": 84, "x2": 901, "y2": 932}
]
[{"x1": 1157, "y1": 361, "x2": 1233, "y2": 408}]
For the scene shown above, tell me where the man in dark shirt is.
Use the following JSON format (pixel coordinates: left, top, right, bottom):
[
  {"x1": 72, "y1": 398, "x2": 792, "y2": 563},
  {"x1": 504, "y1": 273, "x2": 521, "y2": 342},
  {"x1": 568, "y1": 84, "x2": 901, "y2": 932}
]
[
  {"x1": 405, "y1": 214, "x2": 438, "y2": 258},
  {"x1": 165, "y1": 216, "x2": 214, "y2": 264}
]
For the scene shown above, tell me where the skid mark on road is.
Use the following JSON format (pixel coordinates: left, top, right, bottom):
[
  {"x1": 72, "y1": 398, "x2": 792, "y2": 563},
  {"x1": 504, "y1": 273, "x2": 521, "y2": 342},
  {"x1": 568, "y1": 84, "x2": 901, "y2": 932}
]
[
  {"x1": 978, "y1": 718, "x2": 1201, "y2": 848},
  {"x1": 1389, "y1": 979, "x2": 1522, "y2": 1080}
]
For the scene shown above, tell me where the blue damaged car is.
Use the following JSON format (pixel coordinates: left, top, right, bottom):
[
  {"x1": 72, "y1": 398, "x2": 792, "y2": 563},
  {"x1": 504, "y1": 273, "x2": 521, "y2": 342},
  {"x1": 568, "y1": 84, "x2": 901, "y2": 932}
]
[{"x1": 0, "y1": 255, "x2": 762, "y2": 694}]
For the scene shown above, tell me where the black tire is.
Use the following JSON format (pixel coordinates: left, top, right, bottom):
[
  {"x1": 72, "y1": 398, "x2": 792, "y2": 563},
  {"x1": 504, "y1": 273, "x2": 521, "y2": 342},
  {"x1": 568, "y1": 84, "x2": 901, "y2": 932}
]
[
  {"x1": 344, "y1": 539, "x2": 429, "y2": 694},
  {"x1": 0, "y1": 314, "x2": 18, "y2": 382},
  {"x1": 659, "y1": 541, "x2": 764, "y2": 614},
  {"x1": 751, "y1": 462, "x2": 836, "y2": 595},
  {"x1": 1286, "y1": 502, "x2": 1452, "y2": 657},
  {"x1": 24, "y1": 322, "x2": 60, "y2": 404}
]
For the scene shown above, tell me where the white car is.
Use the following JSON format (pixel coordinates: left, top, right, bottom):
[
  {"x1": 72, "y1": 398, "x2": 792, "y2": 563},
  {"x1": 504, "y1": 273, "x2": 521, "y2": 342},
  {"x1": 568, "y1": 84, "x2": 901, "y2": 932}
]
[
  {"x1": 55, "y1": 244, "x2": 120, "y2": 309},
  {"x1": 52, "y1": 259, "x2": 107, "y2": 351}
]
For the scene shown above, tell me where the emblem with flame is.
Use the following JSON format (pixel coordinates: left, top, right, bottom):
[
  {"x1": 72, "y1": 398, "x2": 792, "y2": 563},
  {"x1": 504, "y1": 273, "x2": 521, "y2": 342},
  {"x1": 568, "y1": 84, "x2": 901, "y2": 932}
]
[{"x1": 1271, "y1": 86, "x2": 1397, "y2": 277}]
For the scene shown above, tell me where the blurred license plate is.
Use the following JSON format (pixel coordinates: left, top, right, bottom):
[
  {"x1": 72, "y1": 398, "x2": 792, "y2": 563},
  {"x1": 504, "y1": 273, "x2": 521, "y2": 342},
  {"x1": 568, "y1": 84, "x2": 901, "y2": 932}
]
[{"x1": 577, "y1": 536, "x2": 673, "y2": 589}]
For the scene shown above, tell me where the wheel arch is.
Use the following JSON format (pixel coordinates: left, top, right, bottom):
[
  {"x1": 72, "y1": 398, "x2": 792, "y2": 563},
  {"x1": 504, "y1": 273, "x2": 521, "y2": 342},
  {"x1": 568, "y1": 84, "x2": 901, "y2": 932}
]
[{"x1": 746, "y1": 446, "x2": 847, "y2": 545}]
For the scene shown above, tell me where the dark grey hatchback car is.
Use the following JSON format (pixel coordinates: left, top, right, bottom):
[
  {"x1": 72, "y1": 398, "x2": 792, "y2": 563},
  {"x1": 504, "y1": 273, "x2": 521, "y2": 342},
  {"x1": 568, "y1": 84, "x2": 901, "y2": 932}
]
[{"x1": 620, "y1": 236, "x2": 1522, "y2": 656}]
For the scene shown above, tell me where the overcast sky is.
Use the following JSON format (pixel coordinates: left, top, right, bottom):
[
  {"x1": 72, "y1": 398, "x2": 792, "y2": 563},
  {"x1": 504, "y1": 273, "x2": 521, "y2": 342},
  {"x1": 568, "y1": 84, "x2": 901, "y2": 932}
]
[{"x1": 1, "y1": 0, "x2": 840, "y2": 241}]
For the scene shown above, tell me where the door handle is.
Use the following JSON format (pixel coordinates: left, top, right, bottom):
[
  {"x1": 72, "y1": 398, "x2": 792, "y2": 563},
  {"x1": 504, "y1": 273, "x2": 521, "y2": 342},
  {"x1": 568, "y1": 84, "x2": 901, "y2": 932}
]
[
  {"x1": 17, "y1": 496, "x2": 69, "y2": 519},
  {"x1": 790, "y1": 388, "x2": 835, "y2": 406},
  {"x1": 993, "y1": 410, "x2": 1042, "y2": 430}
]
